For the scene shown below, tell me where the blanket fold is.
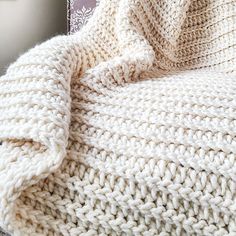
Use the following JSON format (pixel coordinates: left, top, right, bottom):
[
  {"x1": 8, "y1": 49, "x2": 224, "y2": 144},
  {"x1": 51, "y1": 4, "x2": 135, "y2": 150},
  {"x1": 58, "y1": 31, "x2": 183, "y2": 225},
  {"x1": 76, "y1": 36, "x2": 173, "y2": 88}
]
[
  {"x1": 0, "y1": 35, "x2": 78, "y2": 233},
  {"x1": 0, "y1": 0, "x2": 236, "y2": 235}
]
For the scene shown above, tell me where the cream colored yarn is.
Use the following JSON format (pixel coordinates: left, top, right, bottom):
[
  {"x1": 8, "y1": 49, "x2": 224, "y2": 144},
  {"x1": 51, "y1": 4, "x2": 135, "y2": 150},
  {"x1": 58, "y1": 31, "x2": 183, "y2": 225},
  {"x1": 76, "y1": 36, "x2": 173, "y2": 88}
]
[{"x1": 0, "y1": 0, "x2": 236, "y2": 235}]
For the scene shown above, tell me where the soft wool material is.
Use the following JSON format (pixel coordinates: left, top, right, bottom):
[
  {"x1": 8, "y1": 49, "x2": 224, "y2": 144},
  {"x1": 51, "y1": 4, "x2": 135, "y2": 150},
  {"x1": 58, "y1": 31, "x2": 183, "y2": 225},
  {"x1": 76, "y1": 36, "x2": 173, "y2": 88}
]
[{"x1": 0, "y1": 0, "x2": 236, "y2": 235}]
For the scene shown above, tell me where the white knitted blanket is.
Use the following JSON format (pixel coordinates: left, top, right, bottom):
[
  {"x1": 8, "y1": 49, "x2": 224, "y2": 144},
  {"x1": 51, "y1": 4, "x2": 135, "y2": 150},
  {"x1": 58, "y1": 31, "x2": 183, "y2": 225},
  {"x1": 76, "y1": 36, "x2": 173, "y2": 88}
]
[{"x1": 0, "y1": 0, "x2": 236, "y2": 235}]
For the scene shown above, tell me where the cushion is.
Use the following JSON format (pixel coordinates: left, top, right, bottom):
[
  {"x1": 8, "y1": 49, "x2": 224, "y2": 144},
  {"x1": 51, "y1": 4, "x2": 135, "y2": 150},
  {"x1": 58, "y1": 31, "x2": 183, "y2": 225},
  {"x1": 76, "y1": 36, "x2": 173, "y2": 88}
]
[{"x1": 67, "y1": 0, "x2": 99, "y2": 34}]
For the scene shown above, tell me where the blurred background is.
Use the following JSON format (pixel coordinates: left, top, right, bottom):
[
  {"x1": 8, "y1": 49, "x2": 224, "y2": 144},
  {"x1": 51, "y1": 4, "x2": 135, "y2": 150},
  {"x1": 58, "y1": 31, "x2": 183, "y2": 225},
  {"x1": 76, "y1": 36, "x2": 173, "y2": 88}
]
[{"x1": 0, "y1": 0, "x2": 67, "y2": 75}]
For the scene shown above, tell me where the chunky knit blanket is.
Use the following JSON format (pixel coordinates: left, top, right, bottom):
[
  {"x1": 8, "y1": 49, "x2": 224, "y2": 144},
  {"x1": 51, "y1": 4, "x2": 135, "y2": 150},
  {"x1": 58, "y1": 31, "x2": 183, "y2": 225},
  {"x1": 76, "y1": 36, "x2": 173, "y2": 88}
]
[{"x1": 0, "y1": 0, "x2": 236, "y2": 235}]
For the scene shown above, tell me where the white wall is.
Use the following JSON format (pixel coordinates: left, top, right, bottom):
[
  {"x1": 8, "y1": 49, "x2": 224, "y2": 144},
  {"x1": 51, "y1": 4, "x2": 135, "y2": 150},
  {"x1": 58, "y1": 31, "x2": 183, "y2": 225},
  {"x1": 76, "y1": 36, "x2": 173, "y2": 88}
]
[{"x1": 0, "y1": 0, "x2": 67, "y2": 75}]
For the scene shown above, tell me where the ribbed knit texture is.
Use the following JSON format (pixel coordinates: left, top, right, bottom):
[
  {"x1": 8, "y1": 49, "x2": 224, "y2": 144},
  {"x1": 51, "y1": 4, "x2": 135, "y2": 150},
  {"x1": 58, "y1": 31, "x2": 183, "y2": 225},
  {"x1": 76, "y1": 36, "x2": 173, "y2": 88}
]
[{"x1": 0, "y1": 0, "x2": 236, "y2": 235}]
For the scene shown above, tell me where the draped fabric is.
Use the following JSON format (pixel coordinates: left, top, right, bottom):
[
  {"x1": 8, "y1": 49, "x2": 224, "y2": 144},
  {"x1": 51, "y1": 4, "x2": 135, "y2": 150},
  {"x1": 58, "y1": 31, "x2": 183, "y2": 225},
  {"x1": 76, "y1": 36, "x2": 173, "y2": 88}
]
[{"x1": 0, "y1": 0, "x2": 236, "y2": 235}]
